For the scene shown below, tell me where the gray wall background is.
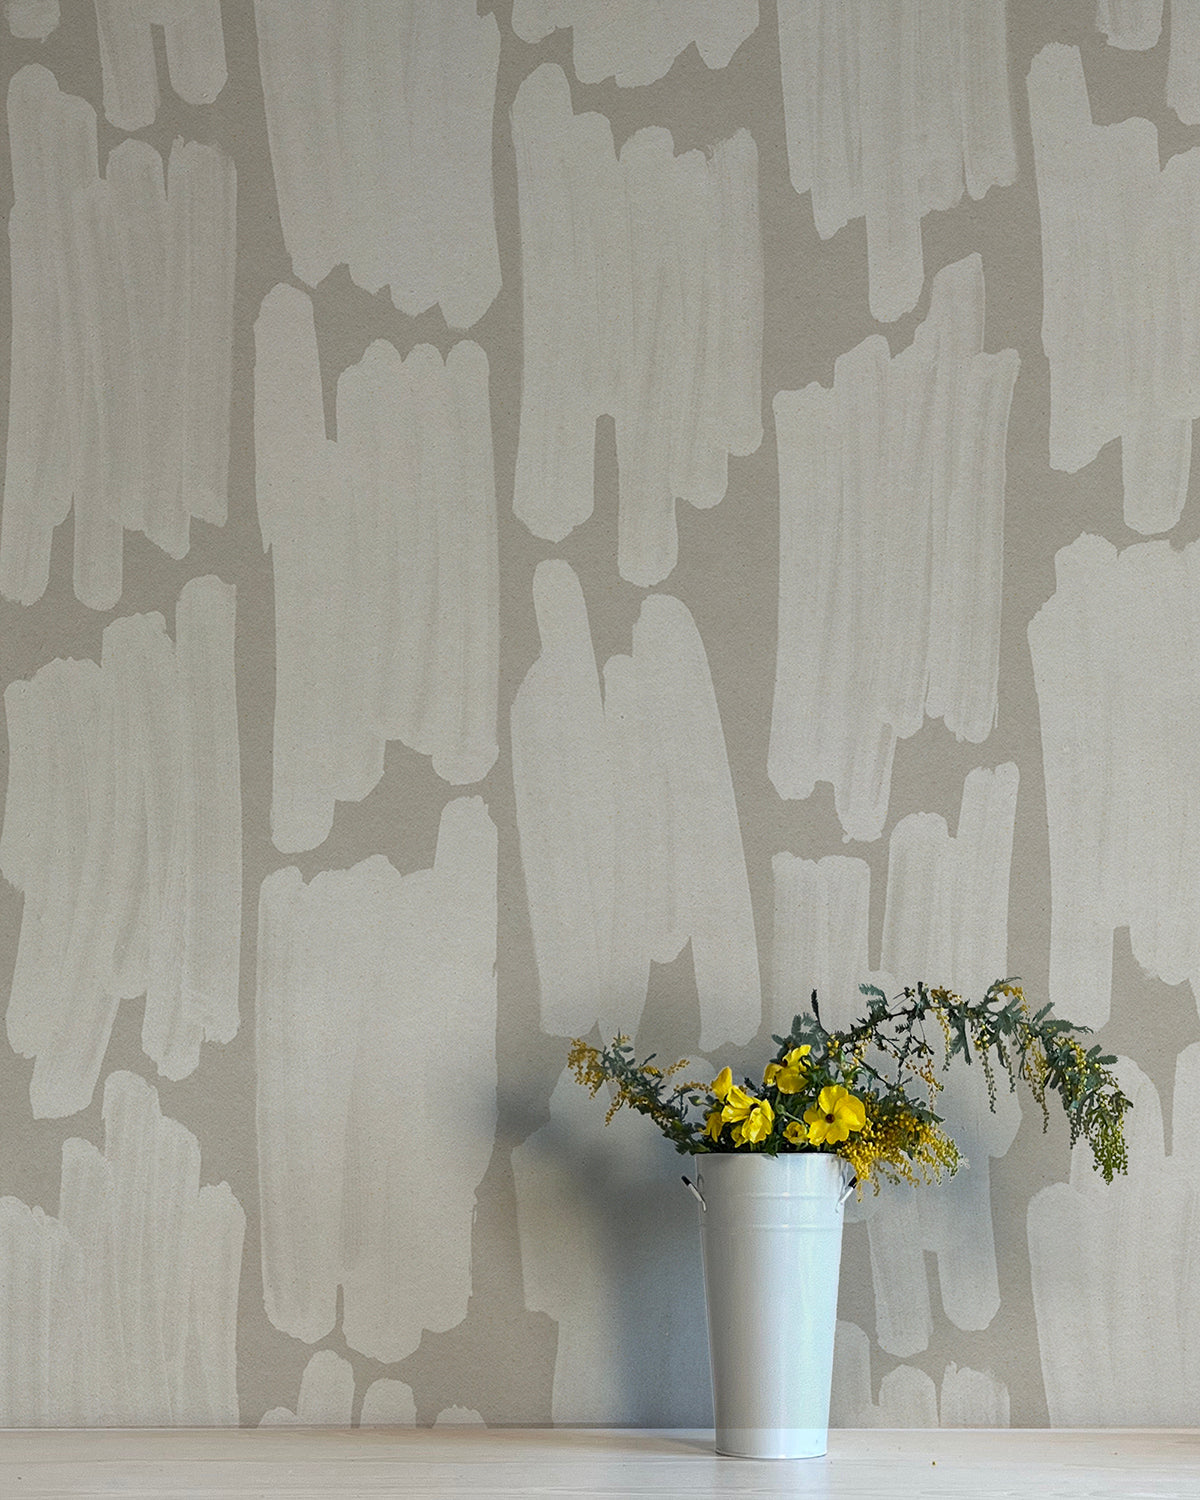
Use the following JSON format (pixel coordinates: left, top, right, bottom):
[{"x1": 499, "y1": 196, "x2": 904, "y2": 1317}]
[{"x1": 1, "y1": 0, "x2": 1198, "y2": 1429}]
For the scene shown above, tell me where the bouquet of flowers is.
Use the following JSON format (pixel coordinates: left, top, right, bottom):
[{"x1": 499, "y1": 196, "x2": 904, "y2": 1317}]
[{"x1": 569, "y1": 979, "x2": 1131, "y2": 1191}]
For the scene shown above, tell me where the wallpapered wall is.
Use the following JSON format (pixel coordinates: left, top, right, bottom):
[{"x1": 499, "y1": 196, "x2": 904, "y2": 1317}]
[{"x1": 1, "y1": 0, "x2": 1198, "y2": 1431}]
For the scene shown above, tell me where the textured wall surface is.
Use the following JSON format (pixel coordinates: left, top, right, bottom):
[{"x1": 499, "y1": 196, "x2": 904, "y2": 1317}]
[{"x1": 1, "y1": 0, "x2": 1198, "y2": 1429}]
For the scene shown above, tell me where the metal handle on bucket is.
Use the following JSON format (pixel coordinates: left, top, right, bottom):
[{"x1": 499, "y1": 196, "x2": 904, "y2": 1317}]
[{"x1": 685, "y1": 1170, "x2": 856, "y2": 1209}]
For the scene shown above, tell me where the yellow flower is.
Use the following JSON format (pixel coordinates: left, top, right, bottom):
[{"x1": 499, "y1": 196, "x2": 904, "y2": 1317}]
[
  {"x1": 732, "y1": 1098, "x2": 774, "y2": 1146},
  {"x1": 803, "y1": 1085, "x2": 867, "y2": 1145},
  {"x1": 704, "y1": 1108, "x2": 724, "y2": 1141},
  {"x1": 783, "y1": 1120, "x2": 806, "y2": 1146},
  {"x1": 712, "y1": 1066, "x2": 734, "y2": 1101},
  {"x1": 765, "y1": 1045, "x2": 811, "y2": 1094},
  {"x1": 720, "y1": 1083, "x2": 756, "y2": 1123}
]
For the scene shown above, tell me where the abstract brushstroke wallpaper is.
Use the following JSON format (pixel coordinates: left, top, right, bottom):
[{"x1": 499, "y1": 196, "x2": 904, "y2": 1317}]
[{"x1": 1, "y1": 0, "x2": 1198, "y2": 1429}]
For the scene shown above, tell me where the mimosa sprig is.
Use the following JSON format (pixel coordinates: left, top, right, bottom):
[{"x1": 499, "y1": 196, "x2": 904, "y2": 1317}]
[{"x1": 569, "y1": 980, "x2": 1131, "y2": 1190}]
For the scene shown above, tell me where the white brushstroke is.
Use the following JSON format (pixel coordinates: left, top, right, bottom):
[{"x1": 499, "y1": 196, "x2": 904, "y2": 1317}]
[
  {"x1": 512, "y1": 1066, "x2": 711, "y2": 1425},
  {"x1": 769, "y1": 255, "x2": 1017, "y2": 841},
  {"x1": 830, "y1": 1323, "x2": 938, "y2": 1427},
  {"x1": 5, "y1": 0, "x2": 58, "y2": 39},
  {"x1": 511, "y1": 63, "x2": 762, "y2": 586},
  {"x1": 435, "y1": 1406, "x2": 486, "y2": 1425},
  {"x1": 871, "y1": 765, "x2": 1022, "y2": 1354},
  {"x1": 1098, "y1": 0, "x2": 1200, "y2": 195},
  {"x1": 1, "y1": 576, "x2": 240, "y2": 1118},
  {"x1": 1169, "y1": 0, "x2": 1200, "y2": 122},
  {"x1": 512, "y1": 559, "x2": 759, "y2": 1049},
  {"x1": 1028, "y1": 44, "x2": 1200, "y2": 534},
  {"x1": 1096, "y1": 0, "x2": 1162, "y2": 49},
  {"x1": 773, "y1": 765, "x2": 1019, "y2": 1354},
  {"x1": 770, "y1": 853, "x2": 871, "y2": 1036},
  {"x1": 1029, "y1": 534, "x2": 1200, "y2": 1029},
  {"x1": 256, "y1": 797, "x2": 497, "y2": 1364},
  {"x1": 881, "y1": 763, "x2": 1019, "y2": 999},
  {"x1": 253, "y1": 0, "x2": 500, "y2": 330},
  {"x1": 255, "y1": 285, "x2": 499, "y2": 854},
  {"x1": 940, "y1": 1363, "x2": 1011, "y2": 1427},
  {"x1": 0, "y1": 1070, "x2": 244, "y2": 1426},
  {"x1": 777, "y1": 1, "x2": 1016, "y2": 323},
  {"x1": 832, "y1": 1323, "x2": 1009, "y2": 1427},
  {"x1": 511, "y1": 0, "x2": 758, "y2": 87},
  {"x1": 360, "y1": 1380, "x2": 416, "y2": 1426},
  {"x1": 94, "y1": 0, "x2": 227, "y2": 129},
  {"x1": 1028, "y1": 1048, "x2": 1200, "y2": 1425},
  {"x1": 2, "y1": 66, "x2": 235, "y2": 609},
  {"x1": 259, "y1": 1351, "x2": 355, "y2": 1427}
]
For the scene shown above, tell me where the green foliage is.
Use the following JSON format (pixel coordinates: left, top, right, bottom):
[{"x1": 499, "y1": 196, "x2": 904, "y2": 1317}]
[
  {"x1": 569, "y1": 979, "x2": 1132, "y2": 1188},
  {"x1": 566, "y1": 1035, "x2": 706, "y2": 1154}
]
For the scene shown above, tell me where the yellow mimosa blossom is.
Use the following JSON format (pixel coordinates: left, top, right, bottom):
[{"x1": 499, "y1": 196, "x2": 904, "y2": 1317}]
[
  {"x1": 732, "y1": 1098, "x2": 774, "y2": 1146},
  {"x1": 764, "y1": 1045, "x2": 811, "y2": 1093},
  {"x1": 571, "y1": 976, "x2": 1131, "y2": 1189},
  {"x1": 804, "y1": 1085, "x2": 867, "y2": 1145}
]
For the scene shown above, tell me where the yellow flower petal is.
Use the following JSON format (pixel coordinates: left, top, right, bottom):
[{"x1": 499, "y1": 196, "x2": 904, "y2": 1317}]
[
  {"x1": 765, "y1": 1045, "x2": 812, "y2": 1093},
  {"x1": 744, "y1": 1100, "x2": 773, "y2": 1142},
  {"x1": 722, "y1": 1083, "x2": 756, "y2": 1123},
  {"x1": 731, "y1": 1099, "x2": 774, "y2": 1146},
  {"x1": 841, "y1": 1092, "x2": 867, "y2": 1132},
  {"x1": 804, "y1": 1085, "x2": 867, "y2": 1145}
]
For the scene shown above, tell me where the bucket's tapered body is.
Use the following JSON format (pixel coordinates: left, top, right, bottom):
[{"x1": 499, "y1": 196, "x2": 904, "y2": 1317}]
[{"x1": 695, "y1": 1152, "x2": 850, "y2": 1460}]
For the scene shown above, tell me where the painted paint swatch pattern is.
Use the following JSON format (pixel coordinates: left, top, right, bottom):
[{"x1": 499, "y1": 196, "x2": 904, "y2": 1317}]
[
  {"x1": 2, "y1": 65, "x2": 236, "y2": 610},
  {"x1": 777, "y1": 0, "x2": 1016, "y2": 323},
  {"x1": 833, "y1": 1321, "x2": 1010, "y2": 1427},
  {"x1": 1095, "y1": 0, "x2": 1162, "y2": 48},
  {"x1": 94, "y1": 0, "x2": 227, "y2": 129},
  {"x1": 511, "y1": 0, "x2": 758, "y2": 87},
  {"x1": 769, "y1": 256, "x2": 1017, "y2": 842},
  {"x1": 1169, "y1": 1, "x2": 1200, "y2": 121},
  {"x1": 256, "y1": 797, "x2": 497, "y2": 1365},
  {"x1": 5, "y1": 0, "x2": 58, "y2": 39},
  {"x1": 511, "y1": 1065, "x2": 711, "y2": 1424},
  {"x1": 255, "y1": 285, "x2": 499, "y2": 855},
  {"x1": 869, "y1": 764, "x2": 1022, "y2": 1354},
  {"x1": 1029, "y1": 534, "x2": 1200, "y2": 1029},
  {"x1": 259, "y1": 1354, "x2": 418, "y2": 1428},
  {"x1": 0, "y1": 1070, "x2": 244, "y2": 1425},
  {"x1": 773, "y1": 765, "x2": 1019, "y2": 1355},
  {"x1": 511, "y1": 559, "x2": 760, "y2": 1050},
  {"x1": 259, "y1": 1351, "x2": 356, "y2": 1427},
  {"x1": 0, "y1": 575, "x2": 241, "y2": 1119},
  {"x1": 1095, "y1": 1, "x2": 1200, "y2": 138},
  {"x1": 254, "y1": 0, "x2": 500, "y2": 330},
  {"x1": 1028, "y1": 43, "x2": 1200, "y2": 534},
  {"x1": 511, "y1": 63, "x2": 763, "y2": 586},
  {"x1": 1027, "y1": 1047, "x2": 1200, "y2": 1425}
]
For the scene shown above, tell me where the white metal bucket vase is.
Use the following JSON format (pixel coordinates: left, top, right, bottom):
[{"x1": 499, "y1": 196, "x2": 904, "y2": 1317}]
[{"x1": 692, "y1": 1151, "x2": 854, "y2": 1460}]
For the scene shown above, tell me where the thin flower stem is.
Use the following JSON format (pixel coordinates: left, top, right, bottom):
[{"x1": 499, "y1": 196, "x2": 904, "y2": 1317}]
[{"x1": 568, "y1": 979, "x2": 1131, "y2": 1190}]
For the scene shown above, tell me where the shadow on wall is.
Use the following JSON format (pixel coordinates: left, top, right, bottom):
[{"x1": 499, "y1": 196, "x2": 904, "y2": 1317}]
[{"x1": 511, "y1": 1067, "x2": 713, "y2": 1427}]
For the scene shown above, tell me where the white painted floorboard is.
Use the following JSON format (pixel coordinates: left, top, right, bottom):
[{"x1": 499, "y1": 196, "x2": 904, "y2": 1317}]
[{"x1": 0, "y1": 1427, "x2": 1196, "y2": 1499}]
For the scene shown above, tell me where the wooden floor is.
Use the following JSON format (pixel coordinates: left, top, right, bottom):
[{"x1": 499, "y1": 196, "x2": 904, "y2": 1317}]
[{"x1": 0, "y1": 1426, "x2": 1196, "y2": 1498}]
